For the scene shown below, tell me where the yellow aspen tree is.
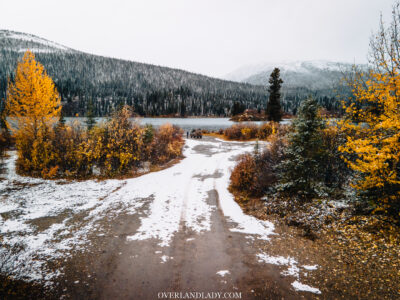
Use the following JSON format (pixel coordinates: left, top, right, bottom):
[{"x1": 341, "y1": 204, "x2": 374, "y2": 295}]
[
  {"x1": 339, "y1": 69, "x2": 400, "y2": 216},
  {"x1": 5, "y1": 50, "x2": 61, "y2": 137}
]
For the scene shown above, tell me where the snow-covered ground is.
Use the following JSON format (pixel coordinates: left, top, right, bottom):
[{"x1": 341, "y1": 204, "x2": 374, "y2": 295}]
[
  {"x1": 127, "y1": 138, "x2": 274, "y2": 246},
  {"x1": 1, "y1": 30, "x2": 72, "y2": 51},
  {"x1": 0, "y1": 137, "x2": 320, "y2": 294}
]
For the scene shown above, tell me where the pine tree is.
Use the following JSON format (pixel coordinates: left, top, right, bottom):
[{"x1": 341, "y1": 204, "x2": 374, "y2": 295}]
[
  {"x1": 0, "y1": 96, "x2": 10, "y2": 157},
  {"x1": 0, "y1": 97, "x2": 7, "y2": 130},
  {"x1": 277, "y1": 97, "x2": 325, "y2": 199},
  {"x1": 85, "y1": 99, "x2": 96, "y2": 130},
  {"x1": 6, "y1": 50, "x2": 61, "y2": 136},
  {"x1": 266, "y1": 68, "x2": 283, "y2": 122},
  {"x1": 180, "y1": 100, "x2": 186, "y2": 117},
  {"x1": 231, "y1": 101, "x2": 245, "y2": 116}
]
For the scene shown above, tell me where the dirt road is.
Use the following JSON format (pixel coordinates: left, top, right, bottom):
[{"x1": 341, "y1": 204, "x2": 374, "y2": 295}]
[{"x1": 0, "y1": 137, "x2": 321, "y2": 299}]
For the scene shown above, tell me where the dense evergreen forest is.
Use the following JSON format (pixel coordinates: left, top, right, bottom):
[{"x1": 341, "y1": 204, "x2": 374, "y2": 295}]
[{"x1": 0, "y1": 30, "x2": 344, "y2": 117}]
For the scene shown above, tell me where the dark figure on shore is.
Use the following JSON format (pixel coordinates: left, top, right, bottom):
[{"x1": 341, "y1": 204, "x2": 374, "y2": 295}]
[{"x1": 187, "y1": 131, "x2": 189, "y2": 139}]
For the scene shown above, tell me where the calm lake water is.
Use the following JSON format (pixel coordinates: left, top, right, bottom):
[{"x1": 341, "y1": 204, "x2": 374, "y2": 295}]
[{"x1": 65, "y1": 117, "x2": 291, "y2": 132}]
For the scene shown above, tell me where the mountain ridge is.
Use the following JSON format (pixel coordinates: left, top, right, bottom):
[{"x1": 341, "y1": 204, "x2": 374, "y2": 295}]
[
  {"x1": 0, "y1": 30, "x2": 347, "y2": 116},
  {"x1": 225, "y1": 60, "x2": 368, "y2": 90},
  {"x1": 0, "y1": 30, "x2": 269, "y2": 117}
]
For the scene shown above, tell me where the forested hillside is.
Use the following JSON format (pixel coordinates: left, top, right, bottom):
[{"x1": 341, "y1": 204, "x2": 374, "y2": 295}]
[
  {"x1": 0, "y1": 30, "x2": 271, "y2": 117},
  {"x1": 0, "y1": 30, "x2": 346, "y2": 117}
]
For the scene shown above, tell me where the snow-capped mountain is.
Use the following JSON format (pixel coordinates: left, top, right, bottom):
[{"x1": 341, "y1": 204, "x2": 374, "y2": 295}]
[
  {"x1": 0, "y1": 30, "x2": 355, "y2": 116},
  {"x1": 225, "y1": 60, "x2": 367, "y2": 90},
  {"x1": 0, "y1": 30, "x2": 75, "y2": 53}
]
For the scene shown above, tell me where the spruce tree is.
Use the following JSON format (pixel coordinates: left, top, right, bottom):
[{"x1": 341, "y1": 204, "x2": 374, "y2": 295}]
[
  {"x1": 85, "y1": 99, "x2": 96, "y2": 130},
  {"x1": 180, "y1": 101, "x2": 186, "y2": 117},
  {"x1": 231, "y1": 102, "x2": 245, "y2": 116},
  {"x1": 277, "y1": 97, "x2": 326, "y2": 199},
  {"x1": 0, "y1": 97, "x2": 7, "y2": 130},
  {"x1": 266, "y1": 68, "x2": 283, "y2": 122}
]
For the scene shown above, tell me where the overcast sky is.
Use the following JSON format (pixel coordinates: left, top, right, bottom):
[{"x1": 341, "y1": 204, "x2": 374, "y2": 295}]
[{"x1": 0, "y1": 0, "x2": 395, "y2": 77}]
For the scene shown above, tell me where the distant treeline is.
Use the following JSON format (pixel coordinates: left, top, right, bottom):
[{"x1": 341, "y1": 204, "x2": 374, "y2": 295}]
[{"x1": 0, "y1": 48, "x2": 346, "y2": 117}]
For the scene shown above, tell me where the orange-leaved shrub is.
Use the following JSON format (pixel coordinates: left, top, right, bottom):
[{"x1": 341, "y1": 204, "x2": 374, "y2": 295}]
[
  {"x1": 223, "y1": 122, "x2": 285, "y2": 141},
  {"x1": 14, "y1": 106, "x2": 184, "y2": 179},
  {"x1": 230, "y1": 134, "x2": 287, "y2": 196},
  {"x1": 151, "y1": 123, "x2": 184, "y2": 164},
  {"x1": 4, "y1": 51, "x2": 183, "y2": 179},
  {"x1": 0, "y1": 129, "x2": 11, "y2": 159},
  {"x1": 224, "y1": 123, "x2": 258, "y2": 140},
  {"x1": 230, "y1": 154, "x2": 258, "y2": 193}
]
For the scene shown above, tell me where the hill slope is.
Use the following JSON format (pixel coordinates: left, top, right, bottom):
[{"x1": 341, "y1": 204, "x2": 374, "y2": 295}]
[
  {"x1": 0, "y1": 30, "x2": 268, "y2": 117},
  {"x1": 0, "y1": 30, "x2": 352, "y2": 116}
]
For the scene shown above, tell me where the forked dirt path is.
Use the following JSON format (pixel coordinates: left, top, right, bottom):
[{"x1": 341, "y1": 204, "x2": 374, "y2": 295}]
[{"x1": 0, "y1": 137, "x2": 321, "y2": 299}]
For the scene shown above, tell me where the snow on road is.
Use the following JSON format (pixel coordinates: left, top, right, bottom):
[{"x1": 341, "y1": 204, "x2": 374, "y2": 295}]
[
  {"x1": 0, "y1": 152, "x2": 126, "y2": 281},
  {"x1": 0, "y1": 137, "x2": 320, "y2": 294},
  {"x1": 126, "y1": 138, "x2": 274, "y2": 246},
  {"x1": 257, "y1": 252, "x2": 321, "y2": 294},
  {"x1": 0, "y1": 138, "x2": 269, "y2": 282},
  {"x1": 216, "y1": 270, "x2": 230, "y2": 277}
]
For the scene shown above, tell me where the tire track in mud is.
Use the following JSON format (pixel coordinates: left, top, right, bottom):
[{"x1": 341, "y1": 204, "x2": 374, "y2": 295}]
[
  {"x1": 170, "y1": 141, "x2": 227, "y2": 292},
  {"x1": 172, "y1": 174, "x2": 195, "y2": 291},
  {"x1": 178, "y1": 176, "x2": 193, "y2": 232},
  {"x1": 33, "y1": 137, "x2": 303, "y2": 299}
]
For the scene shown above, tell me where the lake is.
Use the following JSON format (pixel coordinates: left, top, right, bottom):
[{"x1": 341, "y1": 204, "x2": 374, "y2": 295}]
[{"x1": 65, "y1": 117, "x2": 291, "y2": 132}]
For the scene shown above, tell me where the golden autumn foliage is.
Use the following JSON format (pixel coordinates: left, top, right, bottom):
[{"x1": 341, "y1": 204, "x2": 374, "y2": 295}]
[
  {"x1": 339, "y1": 70, "x2": 400, "y2": 215},
  {"x1": 5, "y1": 50, "x2": 61, "y2": 177},
  {"x1": 85, "y1": 106, "x2": 146, "y2": 176},
  {"x1": 6, "y1": 50, "x2": 61, "y2": 136},
  {"x1": 151, "y1": 123, "x2": 184, "y2": 164},
  {"x1": 2, "y1": 51, "x2": 184, "y2": 179},
  {"x1": 222, "y1": 122, "x2": 282, "y2": 141},
  {"x1": 10, "y1": 102, "x2": 184, "y2": 179}
]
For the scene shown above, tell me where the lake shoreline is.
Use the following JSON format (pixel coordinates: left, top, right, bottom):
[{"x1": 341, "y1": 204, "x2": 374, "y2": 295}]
[{"x1": 64, "y1": 117, "x2": 292, "y2": 133}]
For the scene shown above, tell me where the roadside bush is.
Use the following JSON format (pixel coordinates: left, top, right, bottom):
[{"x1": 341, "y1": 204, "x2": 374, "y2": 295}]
[
  {"x1": 53, "y1": 122, "x2": 91, "y2": 177},
  {"x1": 229, "y1": 99, "x2": 352, "y2": 202},
  {"x1": 230, "y1": 134, "x2": 287, "y2": 196},
  {"x1": 151, "y1": 123, "x2": 184, "y2": 164},
  {"x1": 0, "y1": 129, "x2": 11, "y2": 158},
  {"x1": 230, "y1": 154, "x2": 258, "y2": 193},
  {"x1": 87, "y1": 107, "x2": 146, "y2": 176},
  {"x1": 223, "y1": 122, "x2": 284, "y2": 141},
  {"x1": 15, "y1": 125, "x2": 53, "y2": 178},
  {"x1": 15, "y1": 122, "x2": 88, "y2": 179},
  {"x1": 256, "y1": 122, "x2": 276, "y2": 140},
  {"x1": 224, "y1": 123, "x2": 253, "y2": 140},
  {"x1": 14, "y1": 106, "x2": 184, "y2": 179}
]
